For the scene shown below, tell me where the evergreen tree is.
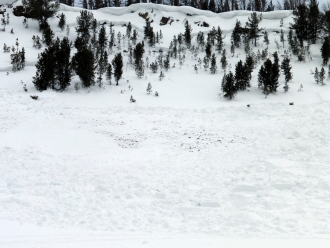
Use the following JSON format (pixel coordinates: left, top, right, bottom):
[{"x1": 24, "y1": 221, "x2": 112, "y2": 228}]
[
  {"x1": 55, "y1": 37, "x2": 72, "y2": 90},
  {"x1": 222, "y1": 71, "x2": 237, "y2": 100},
  {"x1": 280, "y1": 29, "x2": 285, "y2": 48},
  {"x1": 98, "y1": 25, "x2": 108, "y2": 54},
  {"x1": 230, "y1": 42, "x2": 235, "y2": 56},
  {"x1": 42, "y1": 25, "x2": 54, "y2": 46},
  {"x1": 146, "y1": 82, "x2": 152, "y2": 94},
  {"x1": 72, "y1": 46, "x2": 95, "y2": 87},
  {"x1": 184, "y1": 20, "x2": 192, "y2": 48},
  {"x1": 231, "y1": 19, "x2": 242, "y2": 48},
  {"x1": 324, "y1": 10, "x2": 330, "y2": 38},
  {"x1": 196, "y1": 31, "x2": 205, "y2": 49},
  {"x1": 33, "y1": 45, "x2": 56, "y2": 91},
  {"x1": 209, "y1": 53, "x2": 217, "y2": 74},
  {"x1": 205, "y1": 42, "x2": 212, "y2": 59},
  {"x1": 235, "y1": 60, "x2": 248, "y2": 90},
  {"x1": 112, "y1": 52, "x2": 123, "y2": 85},
  {"x1": 75, "y1": 10, "x2": 94, "y2": 44},
  {"x1": 134, "y1": 42, "x2": 145, "y2": 78},
  {"x1": 143, "y1": 19, "x2": 152, "y2": 41},
  {"x1": 281, "y1": 57, "x2": 293, "y2": 84},
  {"x1": 314, "y1": 67, "x2": 319, "y2": 84},
  {"x1": 22, "y1": 0, "x2": 59, "y2": 30},
  {"x1": 270, "y1": 51, "x2": 280, "y2": 93},
  {"x1": 263, "y1": 31, "x2": 269, "y2": 47},
  {"x1": 258, "y1": 59, "x2": 273, "y2": 96},
  {"x1": 320, "y1": 67, "x2": 325, "y2": 85},
  {"x1": 106, "y1": 63, "x2": 112, "y2": 84},
  {"x1": 220, "y1": 49, "x2": 227, "y2": 71},
  {"x1": 126, "y1": 21, "x2": 132, "y2": 38},
  {"x1": 163, "y1": 53, "x2": 170, "y2": 71},
  {"x1": 291, "y1": 4, "x2": 309, "y2": 41},
  {"x1": 308, "y1": 0, "x2": 322, "y2": 44},
  {"x1": 215, "y1": 26, "x2": 225, "y2": 53},
  {"x1": 58, "y1": 13, "x2": 66, "y2": 31},
  {"x1": 245, "y1": 12, "x2": 262, "y2": 46},
  {"x1": 321, "y1": 37, "x2": 330, "y2": 66}
]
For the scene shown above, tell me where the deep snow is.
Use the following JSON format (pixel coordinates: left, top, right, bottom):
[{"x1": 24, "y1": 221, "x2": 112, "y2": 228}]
[{"x1": 1, "y1": 2, "x2": 330, "y2": 247}]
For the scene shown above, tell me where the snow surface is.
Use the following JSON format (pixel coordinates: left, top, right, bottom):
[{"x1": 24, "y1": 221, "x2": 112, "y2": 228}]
[{"x1": 1, "y1": 2, "x2": 330, "y2": 247}]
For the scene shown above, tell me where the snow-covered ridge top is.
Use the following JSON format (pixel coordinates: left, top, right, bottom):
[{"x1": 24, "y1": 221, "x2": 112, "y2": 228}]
[{"x1": 59, "y1": 3, "x2": 292, "y2": 20}]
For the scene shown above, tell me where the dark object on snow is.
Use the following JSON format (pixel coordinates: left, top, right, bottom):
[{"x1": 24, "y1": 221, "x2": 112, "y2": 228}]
[
  {"x1": 201, "y1": 21, "x2": 209, "y2": 27},
  {"x1": 130, "y1": 95, "x2": 136, "y2": 103},
  {"x1": 30, "y1": 95, "x2": 38, "y2": 100},
  {"x1": 247, "y1": 104, "x2": 250, "y2": 107},
  {"x1": 160, "y1": 16, "x2": 170, "y2": 26},
  {"x1": 289, "y1": 102, "x2": 294, "y2": 105},
  {"x1": 13, "y1": 6, "x2": 28, "y2": 17}
]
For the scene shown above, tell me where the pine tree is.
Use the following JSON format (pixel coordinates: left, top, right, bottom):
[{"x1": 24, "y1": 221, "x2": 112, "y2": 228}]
[
  {"x1": 131, "y1": 29, "x2": 138, "y2": 45},
  {"x1": 146, "y1": 82, "x2": 152, "y2": 94},
  {"x1": 150, "y1": 61, "x2": 158, "y2": 73},
  {"x1": 291, "y1": 4, "x2": 309, "y2": 41},
  {"x1": 42, "y1": 25, "x2": 54, "y2": 46},
  {"x1": 163, "y1": 53, "x2": 170, "y2": 71},
  {"x1": 55, "y1": 37, "x2": 72, "y2": 90},
  {"x1": 184, "y1": 20, "x2": 192, "y2": 48},
  {"x1": 209, "y1": 53, "x2": 217, "y2": 74},
  {"x1": 134, "y1": 42, "x2": 145, "y2": 78},
  {"x1": 22, "y1": 0, "x2": 59, "y2": 30},
  {"x1": 270, "y1": 51, "x2": 280, "y2": 93},
  {"x1": 258, "y1": 59, "x2": 273, "y2": 96},
  {"x1": 281, "y1": 57, "x2": 293, "y2": 84},
  {"x1": 308, "y1": 0, "x2": 322, "y2": 44},
  {"x1": 126, "y1": 21, "x2": 132, "y2": 38},
  {"x1": 263, "y1": 31, "x2": 269, "y2": 47},
  {"x1": 98, "y1": 25, "x2": 108, "y2": 54},
  {"x1": 231, "y1": 20, "x2": 241, "y2": 48},
  {"x1": 58, "y1": 13, "x2": 66, "y2": 31},
  {"x1": 222, "y1": 71, "x2": 237, "y2": 100},
  {"x1": 321, "y1": 37, "x2": 330, "y2": 66},
  {"x1": 33, "y1": 45, "x2": 57, "y2": 91},
  {"x1": 72, "y1": 46, "x2": 95, "y2": 87},
  {"x1": 196, "y1": 31, "x2": 205, "y2": 49},
  {"x1": 230, "y1": 43, "x2": 235, "y2": 56},
  {"x1": 235, "y1": 60, "x2": 247, "y2": 90},
  {"x1": 320, "y1": 67, "x2": 325, "y2": 85},
  {"x1": 205, "y1": 42, "x2": 212, "y2": 59},
  {"x1": 106, "y1": 63, "x2": 112, "y2": 84},
  {"x1": 215, "y1": 26, "x2": 225, "y2": 53},
  {"x1": 280, "y1": 30, "x2": 285, "y2": 48},
  {"x1": 75, "y1": 10, "x2": 94, "y2": 44},
  {"x1": 245, "y1": 12, "x2": 262, "y2": 46},
  {"x1": 112, "y1": 53, "x2": 123, "y2": 85},
  {"x1": 220, "y1": 49, "x2": 227, "y2": 71},
  {"x1": 314, "y1": 67, "x2": 319, "y2": 84}
]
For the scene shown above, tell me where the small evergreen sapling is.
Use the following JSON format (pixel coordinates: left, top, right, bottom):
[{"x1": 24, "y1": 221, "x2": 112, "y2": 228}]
[
  {"x1": 314, "y1": 67, "x2": 319, "y2": 84},
  {"x1": 106, "y1": 63, "x2": 112, "y2": 84},
  {"x1": 320, "y1": 67, "x2": 326, "y2": 85},
  {"x1": 209, "y1": 53, "x2": 217, "y2": 74},
  {"x1": 159, "y1": 71, "x2": 164, "y2": 81},
  {"x1": 220, "y1": 49, "x2": 227, "y2": 72},
  {"x1": 146, "y1": 82, "x2": 152, "y2": 94}
]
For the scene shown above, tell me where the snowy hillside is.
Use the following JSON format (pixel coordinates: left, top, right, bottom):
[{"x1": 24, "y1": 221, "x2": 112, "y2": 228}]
[{"x1": 1, "y1": 2, "x2": 330, "y2": 248}]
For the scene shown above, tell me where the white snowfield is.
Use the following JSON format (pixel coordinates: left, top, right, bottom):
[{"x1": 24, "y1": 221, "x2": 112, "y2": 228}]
[{"x1": 1, "y1": 2, "x2": 330, "y2": 248}]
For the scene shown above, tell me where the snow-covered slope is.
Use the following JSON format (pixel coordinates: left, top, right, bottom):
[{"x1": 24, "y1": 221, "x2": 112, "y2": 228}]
[{"x1": 1, "y1": 3, "x2": 330, "y2": 248}]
